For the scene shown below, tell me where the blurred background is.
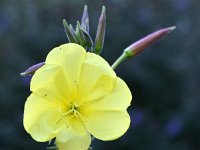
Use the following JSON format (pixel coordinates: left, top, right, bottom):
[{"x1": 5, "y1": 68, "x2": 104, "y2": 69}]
[{"x1": 0, "y1": 0, "x2": 200, "y2": 149}]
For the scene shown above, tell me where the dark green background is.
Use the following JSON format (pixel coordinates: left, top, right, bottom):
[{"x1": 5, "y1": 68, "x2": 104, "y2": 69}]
[{"x1": 0, "y1": 0, "x2": 200, "y2": 149}]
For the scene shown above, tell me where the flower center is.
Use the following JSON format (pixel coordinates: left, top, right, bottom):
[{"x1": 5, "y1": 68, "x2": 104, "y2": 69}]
[
  {"x1": 68, "y1": 102, "x2": 81, "y2": 117},
  {"x1": 57, "y1": 102, "x2": 81, "y2": 125}
]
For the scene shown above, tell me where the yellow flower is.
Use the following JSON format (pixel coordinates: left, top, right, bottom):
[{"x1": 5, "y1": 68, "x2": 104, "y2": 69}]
[{"x1": 23, "y1": 43, "x2": 132, "y2": 150}]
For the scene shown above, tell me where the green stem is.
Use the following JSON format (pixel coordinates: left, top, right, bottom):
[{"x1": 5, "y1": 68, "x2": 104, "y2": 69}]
[{"x1": 111, "y1": 52, "x2": 127, "y2": 70}]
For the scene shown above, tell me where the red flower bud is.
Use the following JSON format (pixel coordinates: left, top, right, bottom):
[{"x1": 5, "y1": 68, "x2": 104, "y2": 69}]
[{"x1": 124, "y1": 26, "x2": 176, "y2": 57}]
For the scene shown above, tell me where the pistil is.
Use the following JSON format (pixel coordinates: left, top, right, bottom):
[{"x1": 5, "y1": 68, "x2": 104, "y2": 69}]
[{"x1": 57, "y1": 102, "x2": 81, "y2": 125}]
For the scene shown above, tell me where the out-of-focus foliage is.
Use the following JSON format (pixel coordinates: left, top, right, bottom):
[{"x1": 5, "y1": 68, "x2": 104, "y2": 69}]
[{"x1": 0, "y1": 0, "x2": 200, "y2": 150}]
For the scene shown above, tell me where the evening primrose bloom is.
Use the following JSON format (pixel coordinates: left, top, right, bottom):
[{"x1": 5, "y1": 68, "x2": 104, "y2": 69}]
[{"x1": 23, "y1": 43, "x2": 132, "y2": 150}]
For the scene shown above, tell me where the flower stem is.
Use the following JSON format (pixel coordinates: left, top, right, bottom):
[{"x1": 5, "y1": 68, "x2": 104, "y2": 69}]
[{"x1": 111, "y1": 52, "x2": 127, "y2": 70}]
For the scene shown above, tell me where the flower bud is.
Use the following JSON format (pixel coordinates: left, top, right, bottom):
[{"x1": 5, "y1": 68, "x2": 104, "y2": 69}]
[
  {"x1": 81, "y1": 28, "x2": 93, "y2": 47},
  {"x1": 124, "y1": 26, "x2": 176, "y2": 58},
  {"x1": 68, "y1": 24, "x2": 80, "y2": 44},
  {"x1": 76, "y1": 21, "x2": 86, "y2": 47},
  {"x1": 81, "y1": 5, "x2": 89, "y2": 33},
  {"x1": 63, "y1": 19, "x2": 78, "y2": 43},
  {"x1": 94, "y1": 6, "x2": 106, "y2": 54},
  {"x1": 20, "y1": 62, "x2": 45, "y2": 76}
]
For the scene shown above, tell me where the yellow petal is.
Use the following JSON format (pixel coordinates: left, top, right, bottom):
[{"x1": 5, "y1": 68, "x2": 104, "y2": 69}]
[
  {"x1": 56, "y1": 118, "x2": 91, "y2": 150},
  {"x1": 24, "y1": 94, "x2": 64, "y2": 142},
  {"x1": 83, "y1": 77, "x2": 132, "y2": 110},
  {"x1": 31, "y1": 64, "x2": 69, "y2": 104},
  {"x1": 81, "y1": 110, "x2": 130, "y2": 141},
  {"x1": 45, "y1": 43, "x2": 86, "y2": 98},
  {"x1": 78, "y1": 52, "x2": 116, "y2": 104}
]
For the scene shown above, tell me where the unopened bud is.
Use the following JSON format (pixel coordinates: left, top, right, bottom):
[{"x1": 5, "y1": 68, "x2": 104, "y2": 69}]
[
  {"x1": 76, "y1": 21, "x2": 86, "y2": 47},
  {"x1": 81, "y1": 5, "x2": 89, "y2": 33},
  {"x1": 20, "y1": 62, "x2": 45, "y2": 76},
  {"x1": 81, "y1": 28, "x2": 93, "y2": 48},
  {"x1": 94, "y1": 6, "x2": 106, "y2": 54},
  {"x1": 124, "y1": 26, "x2": 176, "y2": 57},
  {"x1": 68, "y1": 24, "x2": 80, "y2": 44},
  {"x1": 63, "y1": 19, "x2": 78, "y2": 43}
]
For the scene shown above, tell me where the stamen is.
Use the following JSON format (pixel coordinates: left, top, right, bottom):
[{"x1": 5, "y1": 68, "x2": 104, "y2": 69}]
[
  {"x1": 56, "y1": 108, "x2": 72, "y2": 126},
  {"x1": 74, "y1": 110, "x2": 81, "y2": 117},
  {"x1": 56, "y1": 103, "x2": 81, "y2": 124}
]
